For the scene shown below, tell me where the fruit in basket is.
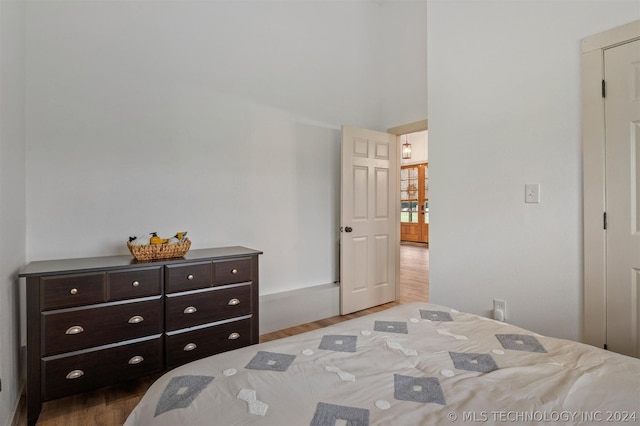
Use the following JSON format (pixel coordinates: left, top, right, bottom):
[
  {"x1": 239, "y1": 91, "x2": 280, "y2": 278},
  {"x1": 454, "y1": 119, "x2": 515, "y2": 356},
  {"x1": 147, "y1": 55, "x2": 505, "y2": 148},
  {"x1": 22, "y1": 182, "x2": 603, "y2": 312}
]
[
  {"x1": 129, "y1": 232, "x2": 188, "y2": 247},
  {"x1": 127, "y1": 232, "x2": 191, "y2": 261},
  {"x1": 167, "y1": 232, "x2": 188, "y2": 244}
]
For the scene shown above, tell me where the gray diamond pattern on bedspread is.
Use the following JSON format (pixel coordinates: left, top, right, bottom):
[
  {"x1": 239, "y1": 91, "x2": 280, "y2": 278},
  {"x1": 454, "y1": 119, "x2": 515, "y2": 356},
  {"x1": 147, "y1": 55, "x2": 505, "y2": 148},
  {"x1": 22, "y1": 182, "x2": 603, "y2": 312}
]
[
  {"x1": 420, "y1": 309, "x2": 454, "y2": 321},
  {"x1": 496, "y1": 333, "x2": 547, "y2": 353},
  {"x1": 374, "y1": 320, "x2": 408, "y2": 334},
  {"x1": 311, "y1": 402, "x2": 370, "y2": 426},
  {"x1": 318, "y1": 335, "x2": 358, "y2": 352},
  {"x1": 393, "y1": 374, "x2": 446, "y2": 405},
  {"x1": 245, "y1": 351, "x2": 296, "y2": 372},
  {"x1": 449, "y1": 351, "x2": 499, "y2": 373},
  {"x1": 154, "y1": 375, "x2": 214, "y2": 417}
]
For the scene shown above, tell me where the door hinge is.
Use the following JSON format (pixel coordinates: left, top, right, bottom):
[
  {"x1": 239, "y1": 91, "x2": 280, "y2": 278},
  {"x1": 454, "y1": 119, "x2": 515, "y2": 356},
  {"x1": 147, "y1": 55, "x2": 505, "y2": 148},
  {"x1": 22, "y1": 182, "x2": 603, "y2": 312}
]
[
  {"x1": 602, "y1": 80, "x2": 606, "y2": 98},
  {"x1": 603, "y1": 212, "x2": 607, "y2": 230}
]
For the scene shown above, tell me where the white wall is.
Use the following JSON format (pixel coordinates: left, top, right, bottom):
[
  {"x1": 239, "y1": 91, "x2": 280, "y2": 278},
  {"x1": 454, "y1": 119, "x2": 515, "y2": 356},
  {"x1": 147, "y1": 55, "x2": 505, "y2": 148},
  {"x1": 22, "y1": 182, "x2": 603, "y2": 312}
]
[
  {"x1": 0, "y1": 0, "x2": 26, "y2": 423},
  {"x1": 24, "y1": 1, "x2": 427, "y2": 297},
  {"x1": 10, "y1": 1, "x2": 426, "y2": 418},
  {"x1": 380, "y1": 1, "x2": 428, "y2": 129},
  {"x1": 427, "y1": 0, "x2": 638, "y2": 340}
]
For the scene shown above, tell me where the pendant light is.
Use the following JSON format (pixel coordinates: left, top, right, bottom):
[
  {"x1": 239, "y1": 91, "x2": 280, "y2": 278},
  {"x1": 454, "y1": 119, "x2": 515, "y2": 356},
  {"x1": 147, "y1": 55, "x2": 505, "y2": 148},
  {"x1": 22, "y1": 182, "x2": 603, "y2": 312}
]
[{"x1": 402, "y1": 135, "x2": 412, "y2": 159}]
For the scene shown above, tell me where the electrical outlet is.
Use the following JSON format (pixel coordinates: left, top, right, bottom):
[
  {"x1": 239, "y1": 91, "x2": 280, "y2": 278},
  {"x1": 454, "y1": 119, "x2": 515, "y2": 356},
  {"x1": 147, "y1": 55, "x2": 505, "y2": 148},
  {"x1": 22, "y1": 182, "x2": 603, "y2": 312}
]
[
  {"x1": 525, "y1": 184, "x2": 540, "y2": 203},
  {"x1": 493, "y1": 299, "x2": 507, "y2": 321}
]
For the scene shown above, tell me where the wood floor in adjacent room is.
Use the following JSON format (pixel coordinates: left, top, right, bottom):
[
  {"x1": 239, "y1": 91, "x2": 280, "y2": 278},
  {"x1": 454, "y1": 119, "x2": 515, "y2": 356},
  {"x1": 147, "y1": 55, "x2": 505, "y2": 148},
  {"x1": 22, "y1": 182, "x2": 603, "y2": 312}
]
[{"x1": 14, "y1": 242, "x2": 429, "y2": 426}]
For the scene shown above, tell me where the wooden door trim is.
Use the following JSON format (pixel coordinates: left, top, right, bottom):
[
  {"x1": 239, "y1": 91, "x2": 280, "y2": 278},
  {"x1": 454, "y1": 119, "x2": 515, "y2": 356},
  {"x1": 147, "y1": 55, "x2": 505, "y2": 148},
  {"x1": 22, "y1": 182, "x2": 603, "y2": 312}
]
[
  {"x1": 581, "y1": 20, "x2": 640, "y2": 348},
  {"x1": 581, "y1": 20, "x2": 640, "y2": 53},
  {"x1": 387, "y1": 119, "x2": 428, "y2": 136}
]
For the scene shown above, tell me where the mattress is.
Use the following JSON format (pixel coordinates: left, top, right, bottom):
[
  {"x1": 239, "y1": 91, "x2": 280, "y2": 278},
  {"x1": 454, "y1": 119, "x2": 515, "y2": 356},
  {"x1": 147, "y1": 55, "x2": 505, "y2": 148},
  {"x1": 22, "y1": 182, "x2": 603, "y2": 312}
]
[{"x1": 125, "y1": 302, "x2": 640, "y2": 425}]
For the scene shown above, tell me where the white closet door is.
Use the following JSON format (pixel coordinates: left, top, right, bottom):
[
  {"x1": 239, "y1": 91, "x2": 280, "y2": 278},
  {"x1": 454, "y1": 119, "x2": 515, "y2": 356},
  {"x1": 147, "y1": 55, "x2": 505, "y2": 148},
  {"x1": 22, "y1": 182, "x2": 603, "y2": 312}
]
[{"x1": 604, "y1": 39, "x2": 640, "y2": 358}]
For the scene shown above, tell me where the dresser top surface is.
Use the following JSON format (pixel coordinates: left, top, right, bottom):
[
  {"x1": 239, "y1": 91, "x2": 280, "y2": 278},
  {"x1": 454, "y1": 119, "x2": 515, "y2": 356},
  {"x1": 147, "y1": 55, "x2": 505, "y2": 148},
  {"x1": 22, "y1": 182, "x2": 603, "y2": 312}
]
[{"x1": 19, "y1": 246, "x2": 262, "y2": 277}]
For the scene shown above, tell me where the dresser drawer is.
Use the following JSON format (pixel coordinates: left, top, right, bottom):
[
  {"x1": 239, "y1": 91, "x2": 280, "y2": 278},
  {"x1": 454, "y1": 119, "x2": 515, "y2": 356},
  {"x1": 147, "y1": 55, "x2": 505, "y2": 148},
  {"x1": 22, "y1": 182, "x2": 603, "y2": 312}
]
[
  {"x1": 42, "y1": 335, "x2": 163, "y2": 400},
  {"x1": 108, "y1": 267, "x2": 162, "y2": 301},
  {"x1": 213, "y1": 258, "x2": 252, "y2": 285},
  {"x1": 165, "y1": 284, "x2": 252, "y2": 332},
  {"x1": 42, "y1": 298, "x2": 163, "y2": 356},
  {"x1": 165, "y1": 262, "x2": 212, "y2": 293},
  {"x1": 41, "y1": 273, "x2": 106, "y2": 311},
  {"x1": 165, "y1": 317, "x2": 252, "y2": 368}
]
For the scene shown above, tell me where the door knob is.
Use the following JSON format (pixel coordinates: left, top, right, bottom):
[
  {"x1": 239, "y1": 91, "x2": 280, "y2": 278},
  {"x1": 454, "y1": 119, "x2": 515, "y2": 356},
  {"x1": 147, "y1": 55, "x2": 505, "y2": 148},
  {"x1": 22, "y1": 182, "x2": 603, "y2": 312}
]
[{"x1": 345, "y1": 227, "x2": 353, "y2": 233}]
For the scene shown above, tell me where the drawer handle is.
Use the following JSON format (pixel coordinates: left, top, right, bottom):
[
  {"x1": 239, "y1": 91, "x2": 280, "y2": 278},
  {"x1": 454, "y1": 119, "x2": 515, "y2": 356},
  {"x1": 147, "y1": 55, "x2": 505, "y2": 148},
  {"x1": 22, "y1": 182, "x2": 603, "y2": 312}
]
[
  {"x1": 70, "y1": 288, "x2": 78, "y2": 295},
  {"x1": 228, "y1": 298, "x2": 240, "y2": 306},
  {"x1": 184, "y1": 306, "x2": 197, "y2": 314},
  {"x1": 132, "y1": 281, "x2": 140, "y2": 287},
  {"x1": 183, "y1": 343, "x2": 197, "y2": 351},
  {"x1": 128, "y1": 356, "x2": 144, "y2": 365},
  {"x1": 128, "y1": 315, "x2": 144, "y2": 324},
  {"x1": 231, "y1": 269, "x2": 238, "y2": 275},
  {"x1": 187, "y1": 274, "x2": 194, "y2": 280},
  {"x1": 228, "y1": 332, "x2": 240, "y2": 340},
  {"x1": 65, "y1": 325, "x2": 84, "y2": 335},
  {"x1": 66, "y1": 370, "x2": 84, "y2": 380}
]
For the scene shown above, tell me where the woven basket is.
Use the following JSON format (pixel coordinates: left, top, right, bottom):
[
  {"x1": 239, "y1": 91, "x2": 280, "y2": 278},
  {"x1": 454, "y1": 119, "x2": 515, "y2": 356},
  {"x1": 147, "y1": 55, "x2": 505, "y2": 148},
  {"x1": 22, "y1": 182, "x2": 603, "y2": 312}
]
[{"x1": 127, "y1": 239, "x2": 191, "y2": 261}]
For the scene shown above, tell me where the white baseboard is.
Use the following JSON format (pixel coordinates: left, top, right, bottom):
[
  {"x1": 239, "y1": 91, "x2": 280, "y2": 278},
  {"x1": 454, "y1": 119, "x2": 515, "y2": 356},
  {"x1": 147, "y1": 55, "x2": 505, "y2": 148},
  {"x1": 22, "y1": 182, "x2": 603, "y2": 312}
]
[
  {"x1": 9, "y1": 382, "x2": 25, "y2": 426},
  {"x1": 9, "y1": 347, "x2": 26, "y2": 426},
  {"x1": 259, "y1": 282, "x2": 340, "y2": 335}
]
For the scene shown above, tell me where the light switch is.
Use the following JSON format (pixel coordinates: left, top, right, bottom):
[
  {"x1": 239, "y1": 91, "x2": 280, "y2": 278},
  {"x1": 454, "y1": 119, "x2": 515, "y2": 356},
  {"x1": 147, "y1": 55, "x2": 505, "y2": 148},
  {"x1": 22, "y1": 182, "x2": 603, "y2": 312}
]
[{"x1": 525, "y1": 184, "x2": 540, "y2": 203}]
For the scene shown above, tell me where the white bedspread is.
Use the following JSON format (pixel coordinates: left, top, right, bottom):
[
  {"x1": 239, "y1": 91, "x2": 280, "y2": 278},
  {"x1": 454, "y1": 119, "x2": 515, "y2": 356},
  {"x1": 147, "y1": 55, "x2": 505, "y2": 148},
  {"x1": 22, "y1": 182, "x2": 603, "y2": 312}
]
[{"x1": 125, "y1": 302, "x2": 640, "y2": 425}]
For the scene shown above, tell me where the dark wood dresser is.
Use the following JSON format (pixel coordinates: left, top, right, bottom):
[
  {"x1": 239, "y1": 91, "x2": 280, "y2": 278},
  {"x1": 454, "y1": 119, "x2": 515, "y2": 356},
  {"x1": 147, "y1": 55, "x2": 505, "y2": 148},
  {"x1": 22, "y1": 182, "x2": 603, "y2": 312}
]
[{"x1": 19, "y1": 246, "x2": 261, "y2": 425}]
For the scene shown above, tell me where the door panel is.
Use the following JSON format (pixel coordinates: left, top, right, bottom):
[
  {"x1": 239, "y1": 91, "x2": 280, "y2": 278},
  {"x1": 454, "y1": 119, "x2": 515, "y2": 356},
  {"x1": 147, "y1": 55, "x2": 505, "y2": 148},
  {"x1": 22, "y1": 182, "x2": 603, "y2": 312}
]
[
  {"x1": 341, "y1": 126, "x2": 398, "y2": 315},
  {"x1": 352, "y1": 237, "x2": 368, "y2": 292},
  {"x1": 353, "y1": 166, "x2": 368, "y2": 219},
  {"x1": 375, "y1": 235, "x2": 389, "y2": 287},
  {"x1": 604, "y1": 39, "x2": 640, "y2": 357},
  {"x1": 375, "y1": 168, "x2": 389, "y2": 218}
]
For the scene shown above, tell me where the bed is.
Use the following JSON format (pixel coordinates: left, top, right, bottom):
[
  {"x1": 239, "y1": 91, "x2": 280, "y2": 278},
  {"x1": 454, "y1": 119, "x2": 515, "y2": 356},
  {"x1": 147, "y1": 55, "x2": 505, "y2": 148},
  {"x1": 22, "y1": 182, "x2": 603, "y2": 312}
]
[{"x1": 125, "y1": 302, "x2": 639, "y2": 425}]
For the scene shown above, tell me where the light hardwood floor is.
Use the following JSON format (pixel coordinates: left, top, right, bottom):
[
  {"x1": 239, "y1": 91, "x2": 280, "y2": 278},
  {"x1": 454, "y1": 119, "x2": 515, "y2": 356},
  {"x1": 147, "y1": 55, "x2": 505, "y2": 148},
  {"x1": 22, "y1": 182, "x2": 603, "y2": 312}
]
[{"x1": 14, "y1": 242, "x2": 428, "y2": 426}]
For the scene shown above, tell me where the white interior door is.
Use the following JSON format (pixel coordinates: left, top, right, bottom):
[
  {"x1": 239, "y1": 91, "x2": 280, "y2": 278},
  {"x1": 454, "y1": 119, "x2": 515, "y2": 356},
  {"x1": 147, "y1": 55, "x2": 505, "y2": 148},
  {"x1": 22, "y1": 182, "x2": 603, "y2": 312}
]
[
  {"x1": 340, "y1": 126, "x2": 398, "y2": 315},
  {"x1": 604, "y1": 39, "x2": 640, "y2": 358}
]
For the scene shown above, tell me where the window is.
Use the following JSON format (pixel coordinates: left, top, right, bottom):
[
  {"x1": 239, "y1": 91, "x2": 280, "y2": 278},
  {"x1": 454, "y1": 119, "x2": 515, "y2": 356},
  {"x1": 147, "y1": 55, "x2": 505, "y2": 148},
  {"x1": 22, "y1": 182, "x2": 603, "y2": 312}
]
[{"x1": 401, "y1": 167, "x2": 419, "y2": 223}]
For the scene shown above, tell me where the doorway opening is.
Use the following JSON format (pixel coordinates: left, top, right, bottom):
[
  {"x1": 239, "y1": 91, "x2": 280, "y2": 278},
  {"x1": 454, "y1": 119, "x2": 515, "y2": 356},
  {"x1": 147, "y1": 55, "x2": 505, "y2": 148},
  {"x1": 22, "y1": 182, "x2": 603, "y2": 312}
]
[
  {"x1": 387, "y1": 121, "x2": 429, "y2": 303},
  {"x1": 398, "y1": 131, "x2": 429, "y2": 303}
]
